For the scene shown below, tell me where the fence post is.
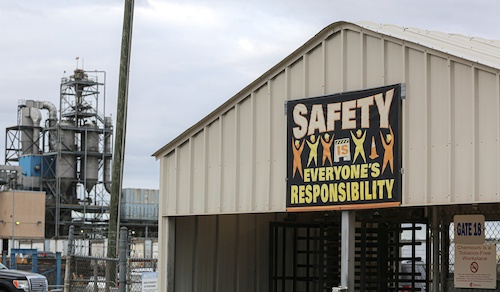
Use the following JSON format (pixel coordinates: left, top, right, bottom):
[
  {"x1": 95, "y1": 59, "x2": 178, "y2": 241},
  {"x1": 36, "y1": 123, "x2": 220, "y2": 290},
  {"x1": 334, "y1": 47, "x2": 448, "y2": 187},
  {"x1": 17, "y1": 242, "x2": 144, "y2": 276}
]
[
  {"x1": 56, "y1": 252, "x2": 62, "y2": 289},
  {"x1": 119, "y1": 227, "x2": 127, "y2": 292},
  {"x1": 64, "y1": 225, "x2": 75, "y2": 292},
  {"x1": 2, "y1": 250, "x2": 6, "y2": 266}
]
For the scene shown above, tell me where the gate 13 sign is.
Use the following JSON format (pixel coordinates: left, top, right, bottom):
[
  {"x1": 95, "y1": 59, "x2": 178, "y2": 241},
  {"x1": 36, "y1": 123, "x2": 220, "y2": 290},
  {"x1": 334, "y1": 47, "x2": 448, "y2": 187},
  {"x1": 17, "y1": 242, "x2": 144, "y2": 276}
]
[{"x1": 286, "y1": 84, "x2": 402, "y2": 211}]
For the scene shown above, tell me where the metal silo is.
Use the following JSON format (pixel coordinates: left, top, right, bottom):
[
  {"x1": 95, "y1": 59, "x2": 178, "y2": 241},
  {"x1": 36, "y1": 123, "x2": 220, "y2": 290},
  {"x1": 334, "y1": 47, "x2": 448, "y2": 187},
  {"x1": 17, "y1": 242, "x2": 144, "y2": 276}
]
[
  {"x1": 81, "y1": 123, "x2": 99, "y2": 193},
  {"x1": 56, "y1": 120, "x2": 77, "y2": 199}
]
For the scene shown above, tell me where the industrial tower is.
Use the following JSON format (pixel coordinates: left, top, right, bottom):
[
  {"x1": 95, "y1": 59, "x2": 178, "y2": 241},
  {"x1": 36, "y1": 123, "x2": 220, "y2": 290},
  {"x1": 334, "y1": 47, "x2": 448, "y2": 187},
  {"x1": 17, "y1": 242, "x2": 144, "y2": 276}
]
[{"x1": 4, "y1": 69, "x2": 113, "y2": 238}]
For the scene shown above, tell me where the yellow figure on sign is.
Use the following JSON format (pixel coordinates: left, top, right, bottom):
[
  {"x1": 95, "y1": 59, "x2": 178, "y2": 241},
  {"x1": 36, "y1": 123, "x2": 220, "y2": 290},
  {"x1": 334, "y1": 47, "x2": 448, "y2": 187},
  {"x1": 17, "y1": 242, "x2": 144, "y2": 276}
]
[
  {"x1": 350, "y1": 129, "x2": 367, "y2": 163},
  {"x1": 321, "y1": 133, "x2": 334, "y2": 166},
  {"x1": 292, "y1": 138, "x2": 305, "y2": 179},
  {"x1": 380, "y1": 125, "x2": 395, "y2": 174},
  {"x1": 306, "y1": 134, "x2": 320, "y2": 167}
]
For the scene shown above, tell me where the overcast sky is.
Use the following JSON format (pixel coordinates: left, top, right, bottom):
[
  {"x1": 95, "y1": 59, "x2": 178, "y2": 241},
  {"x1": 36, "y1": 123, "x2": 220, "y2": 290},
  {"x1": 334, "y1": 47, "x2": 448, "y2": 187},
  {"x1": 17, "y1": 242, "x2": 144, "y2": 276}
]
[{"x1": 1, "y1": 0, "x2": 500, "y2": 190}]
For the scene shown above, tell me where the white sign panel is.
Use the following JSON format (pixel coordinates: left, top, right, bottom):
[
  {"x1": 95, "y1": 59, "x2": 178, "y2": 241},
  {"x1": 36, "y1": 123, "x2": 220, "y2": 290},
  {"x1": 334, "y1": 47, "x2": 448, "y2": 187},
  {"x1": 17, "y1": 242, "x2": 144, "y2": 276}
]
[
  {"x1": 454, "y1": 244, "x2": 496, "y2": 289},
  {"x1": 141, "y1": 272, "x2": 158, "y2": 292},
  {"x1": 454, "y1": 214, "x2": 485, "y2": 244}
]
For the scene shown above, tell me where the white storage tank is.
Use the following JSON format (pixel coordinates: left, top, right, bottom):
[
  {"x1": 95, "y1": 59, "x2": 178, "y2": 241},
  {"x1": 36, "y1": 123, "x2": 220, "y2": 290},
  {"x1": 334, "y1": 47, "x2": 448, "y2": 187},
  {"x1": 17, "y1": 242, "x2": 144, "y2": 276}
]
[
  {"x1": 81, "y1": 123, "x2": 99, "y2": 193},
  {"x1": 56, "y1": 120, "x2": 76, "y2": 196}
]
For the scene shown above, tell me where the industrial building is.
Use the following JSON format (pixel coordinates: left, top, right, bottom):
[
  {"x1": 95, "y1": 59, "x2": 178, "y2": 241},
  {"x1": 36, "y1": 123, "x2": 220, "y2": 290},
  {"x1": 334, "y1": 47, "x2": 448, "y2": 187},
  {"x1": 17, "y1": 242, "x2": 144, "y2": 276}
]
[
  {"x1": 154, "y1": 21, "x2": 500, "y2": 291},
  {"x1": 0, "y1": 69, "x2": 158, "y2": 251}
]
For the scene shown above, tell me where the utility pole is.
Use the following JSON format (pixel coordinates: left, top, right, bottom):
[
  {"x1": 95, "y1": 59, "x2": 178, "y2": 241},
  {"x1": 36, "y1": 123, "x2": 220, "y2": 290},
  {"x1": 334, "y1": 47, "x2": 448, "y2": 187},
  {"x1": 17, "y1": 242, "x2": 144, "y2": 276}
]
[{"x1": 107, "y1": 0, "x2": 134, "y2": 289}]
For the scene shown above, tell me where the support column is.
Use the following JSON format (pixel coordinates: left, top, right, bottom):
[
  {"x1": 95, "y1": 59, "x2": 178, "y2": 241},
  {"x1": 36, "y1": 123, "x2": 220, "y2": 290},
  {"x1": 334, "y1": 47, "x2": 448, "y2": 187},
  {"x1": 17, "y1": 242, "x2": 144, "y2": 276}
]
[
  {"x1": 341, "y1": 210, "x2": 355, "y2": 291},
  {"x1": 165, "y1": 217, "x2": 176, "y2": 292},
  {"x1": 432, "y1": 206, "x2": 440, "y2": 292}
]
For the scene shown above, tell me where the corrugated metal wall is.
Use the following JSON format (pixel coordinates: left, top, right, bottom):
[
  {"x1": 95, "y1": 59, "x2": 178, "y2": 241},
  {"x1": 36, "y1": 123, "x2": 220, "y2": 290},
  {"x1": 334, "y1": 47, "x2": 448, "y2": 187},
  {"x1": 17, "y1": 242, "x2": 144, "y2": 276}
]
[
  {"x1": 159, "y1": 22, "x2": 500, "y2": 216},
  {"x1": 120, "y1": 188, "x2": 159, "y2": 221},
  {"x1": 172, "y1": 213, "x2": 279, "y2": 292}
]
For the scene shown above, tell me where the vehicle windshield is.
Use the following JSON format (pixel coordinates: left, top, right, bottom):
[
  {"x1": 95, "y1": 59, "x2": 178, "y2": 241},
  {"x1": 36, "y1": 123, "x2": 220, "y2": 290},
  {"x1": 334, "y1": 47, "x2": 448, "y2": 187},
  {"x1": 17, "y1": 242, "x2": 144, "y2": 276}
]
[{"x1": 0, "y1": 263, "x2": 8, "y2": 270}]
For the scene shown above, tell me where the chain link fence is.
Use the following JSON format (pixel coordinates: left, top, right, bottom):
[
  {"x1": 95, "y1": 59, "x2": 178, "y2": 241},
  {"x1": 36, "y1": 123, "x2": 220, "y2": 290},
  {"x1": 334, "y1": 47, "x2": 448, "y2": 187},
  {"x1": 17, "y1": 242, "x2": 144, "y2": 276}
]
[
  {"x1": 65, "y1": 226, "x2": 158, "y2": 292},
  {"x1": 127, "y1": 258, "x2": 158, "y2": 292},
  {"x1": 439, "y1": 203, "x2": 500, "y2": 291}
]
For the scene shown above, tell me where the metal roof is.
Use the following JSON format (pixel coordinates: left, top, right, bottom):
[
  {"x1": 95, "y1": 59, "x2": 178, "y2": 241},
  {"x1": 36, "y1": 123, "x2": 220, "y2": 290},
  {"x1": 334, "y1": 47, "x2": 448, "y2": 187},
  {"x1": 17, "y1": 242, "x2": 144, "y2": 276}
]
[
  {"x1": 356, "y1": 21, "x2": 500, "y2": 69},
  {"x1": 153, "y1": 21, "x2": 500, "y2": 158}
]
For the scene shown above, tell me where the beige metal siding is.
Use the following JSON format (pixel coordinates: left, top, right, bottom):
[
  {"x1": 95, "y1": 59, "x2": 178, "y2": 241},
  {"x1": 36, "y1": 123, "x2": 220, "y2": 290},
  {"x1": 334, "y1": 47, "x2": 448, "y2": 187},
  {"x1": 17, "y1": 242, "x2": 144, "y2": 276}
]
[
  {"x1": 306, "y1": 44, "x2": 325, "y2": 97},
  {"x1": 289, "y1": 58, "x2": 305, "y2": 100},
  {"x1": 384, "y1": 41, "x2": 403, "y2": 85},
  {"x1": 452, "y1": 62, "x2": 474, "y2": 202},
  {"x1": 191, "y1": 131, "x2": 206, "y2": 214},
  {"x1": 207, "y1": 119, "x2": 222, "y2": 213},
  {"x1": 177, "y1": 141, "x2": 191, "y2": 214},
  {"x1": 428, "y1": 54, "x2": 451, "y2": 203},
  {"x1": 222, "y1": 109, "x2": 237, "y2": 212},
  {"x1": 404, "y1": 48, "x2": 427, "y2": 204},
  {"x1": 345, "y1": 30, "x2": 362, "y2": 90},
  {"x1": 157, "y1": 22, "x2": 500, "y2": 216},
  {"x1": 254, "y1": 84, "x2": 271, "y2": 210},
  {"x1": 172, "y1": 214, "x2": 277, "y2": 292},
  {"x1": 364, "y1": 34, "x2": 383, "y2": 88},
  {"x1": 238, "y1": 96, "x2": 253, "y2": 211},
  {"x1": 476, "y1": 70, "x2": 498, "y2": 201},
  {"x1": 269, "y1": 73, "x2": 287, "y2": 211}
]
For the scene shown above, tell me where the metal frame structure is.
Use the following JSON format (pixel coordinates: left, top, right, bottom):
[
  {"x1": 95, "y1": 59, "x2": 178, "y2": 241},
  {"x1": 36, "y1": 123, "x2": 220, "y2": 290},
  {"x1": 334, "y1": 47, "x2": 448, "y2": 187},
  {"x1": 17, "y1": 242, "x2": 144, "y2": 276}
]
[{"x1": 4, "y1": 70, "x2": 113, "y2": 238}]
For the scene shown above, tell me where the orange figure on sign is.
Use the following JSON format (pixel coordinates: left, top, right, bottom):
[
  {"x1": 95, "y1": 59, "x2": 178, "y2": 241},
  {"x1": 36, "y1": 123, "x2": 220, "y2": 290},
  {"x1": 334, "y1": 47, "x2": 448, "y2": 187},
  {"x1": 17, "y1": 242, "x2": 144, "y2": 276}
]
[
  {"x1": 292, "y1": 138, "x2": 305, "y2": 179},
  {"x1": 321, "y1": 133, "x2": 334, "y2": 166},
  {"x1": 380, "y1": 125, "x2": 394, "y2": 173},
  {"x1": 350, "y1": 129, "x2": 367, "y2": 163},
  {"x1": 306, "y1": 135, "x2": 320, "y2": 167}
]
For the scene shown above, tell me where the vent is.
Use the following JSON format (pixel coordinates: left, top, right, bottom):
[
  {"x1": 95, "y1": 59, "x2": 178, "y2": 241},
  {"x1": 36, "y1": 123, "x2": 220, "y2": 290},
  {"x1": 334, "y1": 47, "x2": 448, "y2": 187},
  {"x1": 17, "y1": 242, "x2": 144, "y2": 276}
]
[{"x1": 27, "y1": 276, "x2": 48, "y2": 292}]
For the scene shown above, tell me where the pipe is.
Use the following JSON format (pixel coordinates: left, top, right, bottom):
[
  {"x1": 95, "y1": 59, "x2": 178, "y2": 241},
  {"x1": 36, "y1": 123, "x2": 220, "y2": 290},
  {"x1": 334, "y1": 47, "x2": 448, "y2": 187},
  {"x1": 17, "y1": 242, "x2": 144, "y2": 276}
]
[
  {"x1": 22, "y1": 100, "x2": 59, "y2": 151},
  {"x1": 42, "y1": 101, "x2": 58, "y2": 126},
  {"x1": 30, "y1": 107, "x2": 42, "y2": 153},
  {"x1": 104, "y1": 116, "x2": 113, "y2": 193}
]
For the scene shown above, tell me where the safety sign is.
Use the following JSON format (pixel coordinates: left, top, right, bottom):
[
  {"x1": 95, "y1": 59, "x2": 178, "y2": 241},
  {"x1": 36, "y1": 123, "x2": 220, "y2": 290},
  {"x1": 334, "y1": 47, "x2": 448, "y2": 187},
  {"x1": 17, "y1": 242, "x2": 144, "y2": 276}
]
[{"x1": 454, "y1": 244, "x2": 496, "y2": 289}]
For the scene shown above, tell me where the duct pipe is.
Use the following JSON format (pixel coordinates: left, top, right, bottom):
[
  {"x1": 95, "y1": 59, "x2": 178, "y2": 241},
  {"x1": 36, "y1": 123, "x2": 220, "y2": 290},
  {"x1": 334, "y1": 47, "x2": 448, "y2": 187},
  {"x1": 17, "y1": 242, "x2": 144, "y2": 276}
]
[
  {"x1": 23, "y1": 100, "x2": 59, "y2": 151},
  {"x1": 20, "y1": 107, "x2": 34, "y2": 154},
  {"x1": 30, "y1": 108, "x2": 42, "y2": 154},
  {"x1": 104, "y1": 116, "x2": 113, "y2": 193},
  {"x1": 41, "y1": 101, "x2": 59, "y2": 151},
  {"x1": 42, "y1": 101, "x2": 58, "y2": 126}
]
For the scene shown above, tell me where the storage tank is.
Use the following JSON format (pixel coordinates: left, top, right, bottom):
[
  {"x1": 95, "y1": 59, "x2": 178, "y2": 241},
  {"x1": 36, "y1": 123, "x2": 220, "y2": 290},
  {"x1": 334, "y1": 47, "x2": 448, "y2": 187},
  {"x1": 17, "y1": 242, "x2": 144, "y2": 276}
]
[
  {"x1": 81, "y1": 123, "x2": 99, "y2": 193},
  {"x1": 57, "y1": 120, "x2": 77, "y2": 197},
  {"x1": 20, "y1": 106, "x2": 42, "y2": 154}
]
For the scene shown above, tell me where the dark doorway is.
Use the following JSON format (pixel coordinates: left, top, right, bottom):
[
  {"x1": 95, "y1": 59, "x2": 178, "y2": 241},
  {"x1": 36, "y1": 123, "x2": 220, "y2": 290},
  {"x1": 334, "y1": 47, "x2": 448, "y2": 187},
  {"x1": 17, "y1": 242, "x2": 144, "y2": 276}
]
[
  {"x1": 269, "y1": 208, "x2": 430, "y2": 292},
  {"x1": 270, "y1": 221, "x2": 341, "y2": 292}
]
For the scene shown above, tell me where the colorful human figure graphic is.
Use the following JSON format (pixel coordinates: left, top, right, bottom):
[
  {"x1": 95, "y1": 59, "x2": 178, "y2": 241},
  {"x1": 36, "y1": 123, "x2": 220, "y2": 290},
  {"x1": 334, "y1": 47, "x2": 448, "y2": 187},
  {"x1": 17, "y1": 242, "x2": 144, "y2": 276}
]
[
  {"x1": 321, "y1": 133, "x2": 334, "y2": 166},
  {"x1": 350, "y1": 129, "x2": 367, "y2": 163},
  {"x1": 292, "y1": 138, "x2": 305, "y2": 178},
  {"x1": 380, "y1": 125, "x2": 394, "y2": 173},
  {"x1": 306, "y1": 135, "x2": 320, "y2": 167}
]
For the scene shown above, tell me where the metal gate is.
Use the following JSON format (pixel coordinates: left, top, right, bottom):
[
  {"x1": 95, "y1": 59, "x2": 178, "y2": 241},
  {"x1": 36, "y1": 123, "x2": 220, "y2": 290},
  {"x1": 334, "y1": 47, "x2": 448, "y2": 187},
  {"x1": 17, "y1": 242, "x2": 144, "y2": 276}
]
[
  {"x1": 357, "y1": 212, "x2": 429, "y2": 292},
  {"x1": 270, "y1": 221, "x2": 341, "y2": 292},
  {"x1": 270, "y1": 208, "x2": 431, "y2": 292}
]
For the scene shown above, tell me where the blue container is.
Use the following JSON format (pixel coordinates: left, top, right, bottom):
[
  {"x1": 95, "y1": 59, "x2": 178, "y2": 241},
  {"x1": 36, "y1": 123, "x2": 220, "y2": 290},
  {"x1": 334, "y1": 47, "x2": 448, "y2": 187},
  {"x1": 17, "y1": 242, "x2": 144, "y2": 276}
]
[{"x1": 19, "y1": 155, "x2": 43, "y2": 177}]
